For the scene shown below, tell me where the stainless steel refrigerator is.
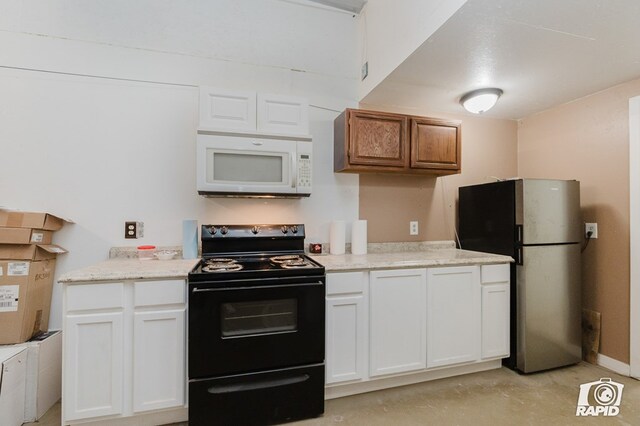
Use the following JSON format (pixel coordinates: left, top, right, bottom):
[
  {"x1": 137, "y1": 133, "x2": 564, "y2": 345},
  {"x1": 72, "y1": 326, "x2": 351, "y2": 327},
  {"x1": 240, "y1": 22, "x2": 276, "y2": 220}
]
[{"x1": 458, "y1": 179, "x2": 582, "y2": 373}]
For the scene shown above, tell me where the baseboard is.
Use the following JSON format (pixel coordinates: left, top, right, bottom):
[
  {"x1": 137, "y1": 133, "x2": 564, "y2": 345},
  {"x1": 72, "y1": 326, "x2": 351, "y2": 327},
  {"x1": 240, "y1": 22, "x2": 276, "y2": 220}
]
[
  {"x1": 325, "y1": 359, "x2": 502, "y2": 400},
  {"x1": 596, "y1": 353, "x2": 630, "y2": 376}
]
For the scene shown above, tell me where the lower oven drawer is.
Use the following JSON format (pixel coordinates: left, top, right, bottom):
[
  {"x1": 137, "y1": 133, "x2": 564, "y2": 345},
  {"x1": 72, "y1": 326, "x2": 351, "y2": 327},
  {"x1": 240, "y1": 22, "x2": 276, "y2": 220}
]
[{"x1": 189, "y1": 363, "x2": 325, "y2": 426}]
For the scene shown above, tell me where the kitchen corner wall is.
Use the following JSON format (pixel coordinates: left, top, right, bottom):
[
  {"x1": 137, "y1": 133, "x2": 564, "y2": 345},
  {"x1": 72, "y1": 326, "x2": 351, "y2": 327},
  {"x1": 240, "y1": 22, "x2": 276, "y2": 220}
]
[
  {"x1": 0, "y1": 0, "x2": 359, "y2": 329},
  {"x1": 357, "y1": 0, "x2": 466, "y2": 100},
  {"x1": 518, "y1": 78, "x2": 640, "y2": 364},
  {"x1": 357, "y1": 104, "x2": 518, "y2": 242}
]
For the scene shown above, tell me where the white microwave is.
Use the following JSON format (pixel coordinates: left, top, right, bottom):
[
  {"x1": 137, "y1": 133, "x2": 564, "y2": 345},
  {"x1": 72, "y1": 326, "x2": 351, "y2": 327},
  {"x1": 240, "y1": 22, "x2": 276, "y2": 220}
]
[{"x1": 196, "y1": 134, "x2": 312, "y2": 198}]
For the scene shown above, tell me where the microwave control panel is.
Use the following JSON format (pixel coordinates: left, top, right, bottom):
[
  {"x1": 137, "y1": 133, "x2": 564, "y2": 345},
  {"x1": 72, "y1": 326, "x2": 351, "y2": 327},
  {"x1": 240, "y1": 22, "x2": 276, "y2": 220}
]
[{"x1": 297, "y1": 154, "x2": 312, "y2": 190}]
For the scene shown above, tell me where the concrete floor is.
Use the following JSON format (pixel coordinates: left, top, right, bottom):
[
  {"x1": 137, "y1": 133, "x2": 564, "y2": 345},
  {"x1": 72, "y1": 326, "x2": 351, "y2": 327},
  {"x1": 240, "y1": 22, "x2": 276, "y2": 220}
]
[{"x1": 30, "y1": 363, "x2": 639, "y2": 425}]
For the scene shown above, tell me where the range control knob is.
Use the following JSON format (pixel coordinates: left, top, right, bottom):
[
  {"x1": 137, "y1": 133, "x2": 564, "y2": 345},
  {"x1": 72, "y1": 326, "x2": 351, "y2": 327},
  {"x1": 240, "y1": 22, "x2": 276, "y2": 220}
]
[
  {"x1": 281, "y1": 226, "x2": 289, "y2": 234},
  {"x1": 209, "y1": 226, "x2": 217, "y2": 235},
  {"x1": 290, "y1": 225, "x2": 298, "y2": 234},
  {"x1": 251, "y1": 226, "x2": 260, "y2": 235},
  {"x1": 220, "y1": 226, "x2": 229, "y2": 235}
]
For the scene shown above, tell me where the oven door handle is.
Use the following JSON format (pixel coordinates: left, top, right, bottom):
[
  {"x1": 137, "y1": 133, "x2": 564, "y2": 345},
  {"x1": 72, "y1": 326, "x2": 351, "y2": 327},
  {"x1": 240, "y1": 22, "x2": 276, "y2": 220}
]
[
  {"x1": 192, "y1": 281, "x2": 324, "y2": 293},
  {"x1": 207, "y1": 373, "x2": 310, "y2": 394}
]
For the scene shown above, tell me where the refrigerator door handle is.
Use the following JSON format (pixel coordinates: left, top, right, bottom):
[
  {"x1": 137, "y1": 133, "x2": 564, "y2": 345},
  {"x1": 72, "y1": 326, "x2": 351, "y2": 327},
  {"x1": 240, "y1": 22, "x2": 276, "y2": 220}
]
[
  {"x1": 516, "y1": 224, "x2": 523, "y2": 244},
  {"x1": 516, "y1": 247, "x2": 523, "y2": 265}
]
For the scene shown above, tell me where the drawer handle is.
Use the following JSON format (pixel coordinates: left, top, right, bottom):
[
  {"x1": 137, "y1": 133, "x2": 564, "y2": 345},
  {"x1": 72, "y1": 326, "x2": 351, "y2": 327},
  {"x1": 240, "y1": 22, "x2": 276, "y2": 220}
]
[{"x1": 207, "y1": 374, "x2": 310, "y2": 394}]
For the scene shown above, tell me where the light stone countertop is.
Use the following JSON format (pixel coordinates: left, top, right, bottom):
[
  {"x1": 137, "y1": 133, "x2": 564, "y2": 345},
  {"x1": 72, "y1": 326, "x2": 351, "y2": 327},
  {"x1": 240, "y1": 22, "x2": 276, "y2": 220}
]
[
  {"x1": 58, "y1": 241, "x2": 512, "y2": 283},
  {"x1": 58, "y1": 258, "x2": 200, "y2": 283},
  {"x1": 310, "y1": 248, "x2": 513, "y2": 272}
]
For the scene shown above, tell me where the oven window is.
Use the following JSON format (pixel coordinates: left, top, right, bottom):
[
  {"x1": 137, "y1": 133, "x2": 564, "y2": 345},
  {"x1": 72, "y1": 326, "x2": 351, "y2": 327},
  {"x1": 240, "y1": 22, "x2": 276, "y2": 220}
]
[
  {"x1": 221, "y1": 298, "x2": 297, "y2": 337},
  {"x1": 213, "y1": 153, "x2": 283, "y2": 183}
]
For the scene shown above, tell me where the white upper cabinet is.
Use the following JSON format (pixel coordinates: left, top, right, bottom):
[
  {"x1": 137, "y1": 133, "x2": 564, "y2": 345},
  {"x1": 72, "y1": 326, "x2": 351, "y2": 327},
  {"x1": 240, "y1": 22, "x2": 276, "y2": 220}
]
[
  {"x1": 199, "y1": 87, "x2": 310, "y2": 137},
  {"x1": 199, "y1": 88, "x2": 257, "y2": 132},
  {"x1": 257, "y1": 93, "x2": 309, "y2": 136}
]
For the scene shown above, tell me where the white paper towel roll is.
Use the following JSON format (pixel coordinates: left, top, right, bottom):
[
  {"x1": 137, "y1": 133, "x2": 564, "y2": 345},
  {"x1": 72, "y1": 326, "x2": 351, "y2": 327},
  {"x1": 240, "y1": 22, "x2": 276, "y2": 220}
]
[
  {"x1": 329, "y1": 220, "x2": 346, "y2": 255},
  {"x1": 351, "y1": 220, "x2": 367, "y2": 255}
]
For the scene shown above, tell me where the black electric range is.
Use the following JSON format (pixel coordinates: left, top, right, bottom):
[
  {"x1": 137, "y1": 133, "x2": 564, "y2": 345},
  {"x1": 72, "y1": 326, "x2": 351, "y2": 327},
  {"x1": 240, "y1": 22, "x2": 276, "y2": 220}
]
[{"x1": 188, "y1": 224, "x2": 326, "y2": 426}]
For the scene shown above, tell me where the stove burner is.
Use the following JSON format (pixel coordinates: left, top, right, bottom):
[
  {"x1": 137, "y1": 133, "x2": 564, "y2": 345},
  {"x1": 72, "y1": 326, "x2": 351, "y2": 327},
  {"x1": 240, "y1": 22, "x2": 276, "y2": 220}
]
[
  {"x1": 270, "y1": 255, "x2": 304, "y2": 264},
  {"x1": 206, "y1": 258, "x2": 237, "y2": 264},
  {"x1": 202, "y1": 263, "x2": 244, "y2": 272},
  {"x1": 270, "y1": 255, "x2": 314, "y2": 269},
  {"x1": 280, "y1": 260, "x2": 314, "y2": 269}
]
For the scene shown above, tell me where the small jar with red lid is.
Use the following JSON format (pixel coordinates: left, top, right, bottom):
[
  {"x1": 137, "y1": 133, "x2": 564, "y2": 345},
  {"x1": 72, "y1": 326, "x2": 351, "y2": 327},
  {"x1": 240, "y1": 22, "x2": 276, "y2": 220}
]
[{"x1": 137, "y1": 245, "x2": 156, "y2": 260}]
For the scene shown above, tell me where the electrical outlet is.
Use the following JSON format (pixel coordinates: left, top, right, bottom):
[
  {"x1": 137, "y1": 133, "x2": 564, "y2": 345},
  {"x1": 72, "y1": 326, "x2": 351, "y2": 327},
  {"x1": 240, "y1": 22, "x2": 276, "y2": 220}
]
[
  {"x1": 410, "y1": 221, "x2": 419, "y2": 236},
  {"x1": 585, "y1": 223, "x2": 598, "y2": 239},
  {"x1": 125, "y1": 221, "x2": 144, "y2": 239}
]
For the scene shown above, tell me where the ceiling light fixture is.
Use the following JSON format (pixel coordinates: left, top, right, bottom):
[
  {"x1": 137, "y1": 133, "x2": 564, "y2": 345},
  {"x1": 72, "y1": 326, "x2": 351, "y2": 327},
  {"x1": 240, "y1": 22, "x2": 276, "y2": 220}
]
[{"x1": 460, "y1": 88, "x2": 503, "y2": 114}]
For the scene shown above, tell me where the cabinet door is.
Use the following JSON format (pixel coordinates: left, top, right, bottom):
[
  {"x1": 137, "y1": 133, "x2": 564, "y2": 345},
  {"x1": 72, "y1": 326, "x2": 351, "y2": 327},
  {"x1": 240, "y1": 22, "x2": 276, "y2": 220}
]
[
  {"x1": 257, "y1": 93, "x2": 309, "y2": 136},
  {"x1": 348, "y1": 110, "x2": 408, "y2": 168},
  {"x1": 64, "y1": 312, "x2": 124, "y2": 421},
  {"x1": 410, "y1": 117, "x2": 461, "y2": 171},
  {"x1": 481, "y1": 283, "x2": 510, "y2": 359},
  {"x1": 426, "y1": 266, "x2": 480, "y2": 368},
  {"x1": 326, "y1": 295, "x2": 367, "y2": 384},
  {"x1": 133, "y1": 309, "x2": 186, "y2": 412},
  {"x1": 199, "y1": 87, "x2": 256, "y2": 131},
  {"x1": 370, "y1": 269, "x2": 426, "y2": 377}
]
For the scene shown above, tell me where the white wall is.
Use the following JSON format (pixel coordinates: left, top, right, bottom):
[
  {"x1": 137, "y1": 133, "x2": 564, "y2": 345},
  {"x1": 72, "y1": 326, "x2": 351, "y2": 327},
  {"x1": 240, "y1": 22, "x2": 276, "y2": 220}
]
[
  {"x1": 0, "y1": 0, "x2": 359, "y2": 329},
  {"x1": 357, "y1": 0, "x2": 467, "y2": 100}
]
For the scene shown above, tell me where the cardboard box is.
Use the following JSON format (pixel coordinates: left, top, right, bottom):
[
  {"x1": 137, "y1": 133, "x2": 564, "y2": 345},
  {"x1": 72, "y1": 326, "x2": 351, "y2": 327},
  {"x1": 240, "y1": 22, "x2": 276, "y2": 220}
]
[
  {"x1": 0, "y1": 210, "x2": 71, "y2": 231},
  {"x1": 0, "y1": 227, "x2": 53, "y2": 245},
  {"x1": 0, "y1": 347, "x2": 27, "y2": 426},
  {"x1": 15, "y1": 331, "x2": 62, "y2": 422},
  {"x1": 0, "y1": 244, "x2": 67, "y2": 261},
  {"x1": 0, "y1": 259, "x2": 56, "y2": 345}
]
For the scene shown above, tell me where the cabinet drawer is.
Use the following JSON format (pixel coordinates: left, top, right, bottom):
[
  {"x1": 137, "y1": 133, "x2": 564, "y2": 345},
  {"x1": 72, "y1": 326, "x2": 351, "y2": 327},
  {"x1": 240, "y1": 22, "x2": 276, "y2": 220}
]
[
  {"x1": 327, "y1": 272, "x2": 366, "y2": 295},
  {"x1": 481, "y1": 264, "x2": 510, "y2": 284},
  {"x1": 134, "y1": 279, "x2": 185, "y2": 307},
  {"x1": 66, "y1": 282, "x2": 124, "y2": 311}
]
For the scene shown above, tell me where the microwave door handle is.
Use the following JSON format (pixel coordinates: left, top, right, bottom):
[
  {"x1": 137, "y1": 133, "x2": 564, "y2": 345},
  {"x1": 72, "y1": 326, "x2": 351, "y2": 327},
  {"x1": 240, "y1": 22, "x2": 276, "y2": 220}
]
[{"x1": 291, "y1": 153, "x2": 297, "y2": 189}]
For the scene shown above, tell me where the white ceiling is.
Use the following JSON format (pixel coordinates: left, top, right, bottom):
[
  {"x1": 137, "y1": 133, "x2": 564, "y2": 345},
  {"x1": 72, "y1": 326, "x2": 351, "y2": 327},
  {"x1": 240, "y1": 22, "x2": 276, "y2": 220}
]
[
  {"x1": 362, "y1": 0, "x2": 640, "y2": 120},
  {"x1": 306, "y1": 0, "x2": 366, "y2": 14}
]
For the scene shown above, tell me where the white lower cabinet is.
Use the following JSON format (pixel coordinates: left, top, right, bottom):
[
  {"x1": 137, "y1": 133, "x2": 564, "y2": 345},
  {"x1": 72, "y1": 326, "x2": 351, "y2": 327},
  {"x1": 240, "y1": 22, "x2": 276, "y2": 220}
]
[
  {"x1": 133, "y1": 309, "x2": 185, "y2": 412},
  {"x1": 325, "y1": 272, "x2": 367, "y2": 384},
  {"x1": 369, "y1": 269, "x2": 427, "y2": 377},
  {"x1": 64, "y1": 312, "x2": 124, "y2": 421},
  {"x1": 480, "y1": 264, "x2": 511, "y2": 359},
  {"x1": 324, "y1": 263, "x2": 510, "y2": 397},
  {"x1": 426, "y1": 266, "x2": 481, "y2": 368},
  {"x1": 63, "y1": 279, "x2": 186, "y2": 424}
]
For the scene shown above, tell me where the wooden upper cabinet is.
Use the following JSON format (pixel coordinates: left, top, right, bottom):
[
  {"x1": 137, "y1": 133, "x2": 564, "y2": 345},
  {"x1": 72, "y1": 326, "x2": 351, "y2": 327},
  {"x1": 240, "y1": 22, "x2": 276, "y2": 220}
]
[
  {"x1": 410, "y1": 117, "x2": 461, "y2": 171},
  {"x1": 348, "y1": 110, "x2": 408, "y2": 168},
  {"x1": 335, "y1": 109, "x2": 408, "y2": 172},
  {"x1": 334, "y1": 108, "x2": 461, "y2": 175}
]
